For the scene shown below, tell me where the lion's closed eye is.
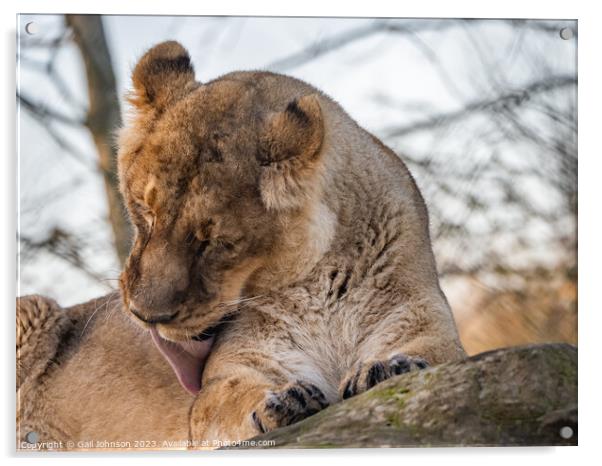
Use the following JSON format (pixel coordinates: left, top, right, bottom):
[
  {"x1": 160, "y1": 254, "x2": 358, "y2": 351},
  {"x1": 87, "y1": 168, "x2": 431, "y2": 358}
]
[
  {"x1": 217, "y1": 239, "x2": 237, "y2": 253},
  {"x1": 195, "y1": 240, "x2": 210, "y2": 259},
  {"x1": 184, "y1": 232, "x2": 211, "y2": 259}
]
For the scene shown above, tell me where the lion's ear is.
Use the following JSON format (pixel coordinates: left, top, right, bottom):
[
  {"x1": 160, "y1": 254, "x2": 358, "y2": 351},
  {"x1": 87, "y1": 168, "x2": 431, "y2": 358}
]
[
  {"x1": 258, "y1": 94, "x2": 325, "y2": 210},
  {"x1": 129, "y1": 41, "x2": 197, "y2": 113}
]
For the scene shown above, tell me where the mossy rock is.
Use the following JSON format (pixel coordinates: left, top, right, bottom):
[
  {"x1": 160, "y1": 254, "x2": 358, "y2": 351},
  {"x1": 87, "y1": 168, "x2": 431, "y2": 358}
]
[{"x1": 237, "y1": 343, "x2": 577, "y2": 448}]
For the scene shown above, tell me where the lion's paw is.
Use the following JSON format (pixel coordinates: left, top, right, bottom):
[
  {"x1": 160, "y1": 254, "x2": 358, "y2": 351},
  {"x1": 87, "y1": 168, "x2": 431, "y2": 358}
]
[
  {"x1": 251, "y1": 381, "x2": 329, "y2": 433},
  {"x1": 340, "y1": 353, "x2": 428, "y2": 400}
]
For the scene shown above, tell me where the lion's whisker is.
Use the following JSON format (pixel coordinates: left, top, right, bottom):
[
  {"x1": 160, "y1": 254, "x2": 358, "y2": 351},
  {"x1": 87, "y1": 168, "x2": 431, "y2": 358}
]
[
  {"x1": 80, "y1": 296, "x2": 108, "y2": 337},
  {"x1": 216, "y1": 294, "x2": 264, "y2": 309}
]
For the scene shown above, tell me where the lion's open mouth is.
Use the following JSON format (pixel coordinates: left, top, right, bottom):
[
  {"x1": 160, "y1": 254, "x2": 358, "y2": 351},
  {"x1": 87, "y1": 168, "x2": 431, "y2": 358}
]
[{"x1": 150, "y1": 326, "x2": 220, "y2": 395}]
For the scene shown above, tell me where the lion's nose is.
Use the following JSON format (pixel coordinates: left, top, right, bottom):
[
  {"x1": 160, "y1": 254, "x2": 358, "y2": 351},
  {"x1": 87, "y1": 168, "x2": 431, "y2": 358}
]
[{"x1": 130, "y1": 306, "x2": 177, "y2": 324}]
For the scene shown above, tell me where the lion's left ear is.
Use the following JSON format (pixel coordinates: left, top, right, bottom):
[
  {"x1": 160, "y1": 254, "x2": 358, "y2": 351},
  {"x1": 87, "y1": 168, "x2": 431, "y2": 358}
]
[{"x1": 258, "y1": 94, "x2": 325, "y2": 210}]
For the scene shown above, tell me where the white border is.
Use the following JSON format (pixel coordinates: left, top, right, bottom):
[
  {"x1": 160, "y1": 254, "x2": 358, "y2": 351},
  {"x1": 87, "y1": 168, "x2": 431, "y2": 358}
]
[
  {"x1": 4, "y1": 0, "x2": 584, "y2": 19},
  {"x1": 3, "y1": 1, "x2": 599, "y2": 465}
]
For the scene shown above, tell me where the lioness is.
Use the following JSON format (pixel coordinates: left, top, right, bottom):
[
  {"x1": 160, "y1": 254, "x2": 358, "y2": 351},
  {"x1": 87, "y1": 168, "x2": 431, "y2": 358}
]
[
  {"x1": 117, "y1": 41, "x2": 466, "y2": 441},
  {"x1": 16, "y1": 293, "x2": 192, "y2": 448}
]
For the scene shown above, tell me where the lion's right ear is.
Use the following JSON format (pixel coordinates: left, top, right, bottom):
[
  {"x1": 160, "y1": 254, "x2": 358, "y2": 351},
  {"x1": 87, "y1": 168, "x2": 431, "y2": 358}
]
[{"x1": 129, "y1": 41, "x2": 197, "y2": 113}]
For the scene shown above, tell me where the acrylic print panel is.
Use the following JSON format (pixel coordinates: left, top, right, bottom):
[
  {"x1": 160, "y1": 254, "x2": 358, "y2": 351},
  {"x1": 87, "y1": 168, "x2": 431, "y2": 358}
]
[{"x1": 16, "y1": 14, "x2": 577, "y2": 451}]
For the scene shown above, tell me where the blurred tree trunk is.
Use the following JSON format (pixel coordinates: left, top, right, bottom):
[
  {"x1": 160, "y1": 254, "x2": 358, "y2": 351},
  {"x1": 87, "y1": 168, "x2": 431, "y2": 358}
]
[{"x1": 65, "y1": 14, "x2": 131, "y2": 265}]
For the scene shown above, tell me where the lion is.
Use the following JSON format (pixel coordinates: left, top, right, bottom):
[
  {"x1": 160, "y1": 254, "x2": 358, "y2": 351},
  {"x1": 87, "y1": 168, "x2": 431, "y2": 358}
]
[
  {"x1": 116, "y1": 41, "x2": 466, "y2": 442},
  {"x1": 17, "y1": 293, "x2": 192, "y2": 449}
]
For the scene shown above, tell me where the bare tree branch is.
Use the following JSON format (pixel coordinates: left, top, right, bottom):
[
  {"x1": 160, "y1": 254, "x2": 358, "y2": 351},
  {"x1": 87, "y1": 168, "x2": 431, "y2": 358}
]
[
  {"x1": 19, "y1": 101, "x2": 98, "y2": 171},
  {"x1": 17, "y1": 92, "x2": 85, "y2": 127},
  {"x1": 266, "y1": 20, "x2": 471, "y2": 72},
  {"x1": 19, "y1": 229, "x2": 110, "y2": 284},
  {"x1": 265, "y1": 19, "x2": 564, "y2": 73},
  {"x1": 382, "y1": 75, "x2": 576, "y2": 138}
]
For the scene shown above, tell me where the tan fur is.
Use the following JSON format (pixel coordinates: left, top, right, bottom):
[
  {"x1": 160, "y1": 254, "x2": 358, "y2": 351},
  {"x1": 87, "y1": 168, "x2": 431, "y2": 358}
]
[
  {"x1": 17, "y1": 294, "x2": 192, "y2": 449},
  {"x1": 28, "y1": 41, "x2": 465, "y2": 445}
]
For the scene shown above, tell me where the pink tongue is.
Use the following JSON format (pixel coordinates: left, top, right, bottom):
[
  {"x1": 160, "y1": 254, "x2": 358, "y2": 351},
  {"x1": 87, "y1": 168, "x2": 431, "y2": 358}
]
[{"x1": 150, "y1": 328, "x2": 213, "y2": 395}]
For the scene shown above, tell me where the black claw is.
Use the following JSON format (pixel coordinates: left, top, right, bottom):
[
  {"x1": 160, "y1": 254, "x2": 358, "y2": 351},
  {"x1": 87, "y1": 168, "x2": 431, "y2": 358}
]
[
  {"x1": 299, "y1": 382, "x2": 327, "y2": 406},
  {"x1": 342, "y1": 379, "x2": 354, "y2": 399},
  {"x1": 350, "y1": 364, "x2": 362, "y2": 395},
  {"x1": 308, "y1": 383, "x2": 320, "y2": 392},
  {"x1": 252, "y1": 411, "x2": 266, "y2": 433},
  {"x1": 415, "y1": 359, "x2": 429, "y2": 369},
  {"x1": 306, "y1": 383, "x2": 320, "y2": 397},
  {"x1": 366, "y1": 361, "x2": 386, "y2": 388},
  {"x1": 316, "y1": 397, "x2": 329, "y2": 409},
  {"x1": 287, "y1": 387, "x2": 307, "y2": 409},
  {"x1": 266, "y1": 397, "x2": 284, "y2": 413},
  {"x1": 298, "y1": 381, "x2": 314, "y2": 397},
  {"x1": 391, "y1": 355, "x2": 411, "y2": 374},
  {"x1": 342, "y1": 364, "x2": 363, "y2": 400}
]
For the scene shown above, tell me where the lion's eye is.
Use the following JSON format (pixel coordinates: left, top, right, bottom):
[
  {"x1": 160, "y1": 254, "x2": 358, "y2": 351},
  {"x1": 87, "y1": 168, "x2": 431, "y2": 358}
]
[
  {"x1": 221, "y1": 241, "x2": 236, "y2": 252},
  {"x1": 195, "y1": 240, "x2": 210, "y2": 259},
  {"x1": 185, "y1": 232, "x2": 196, "y2": 245},
  {"x1": 185, "y1": 232, "x2": 210, "y2": 259},
  {"x1": 216, "y1": 238, "x2": 239, "y2": 253}
]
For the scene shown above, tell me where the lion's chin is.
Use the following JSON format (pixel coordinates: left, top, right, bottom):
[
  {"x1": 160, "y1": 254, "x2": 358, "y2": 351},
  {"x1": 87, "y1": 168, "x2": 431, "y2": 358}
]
[{"x1": 150, "y1": 328, "x2": 214, "y2": 395}]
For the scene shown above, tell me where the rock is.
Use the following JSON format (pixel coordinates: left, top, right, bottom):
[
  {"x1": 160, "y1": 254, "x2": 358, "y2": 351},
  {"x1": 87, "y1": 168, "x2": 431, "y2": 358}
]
[{"x1": 240, "y1": 343, "x2": 577, "y2": 448}]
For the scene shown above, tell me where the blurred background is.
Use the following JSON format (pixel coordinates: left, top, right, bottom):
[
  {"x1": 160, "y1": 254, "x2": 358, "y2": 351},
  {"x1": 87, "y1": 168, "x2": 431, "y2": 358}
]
[{"x1": 16, "y1": 15, "x2": 577, "y2": 355}]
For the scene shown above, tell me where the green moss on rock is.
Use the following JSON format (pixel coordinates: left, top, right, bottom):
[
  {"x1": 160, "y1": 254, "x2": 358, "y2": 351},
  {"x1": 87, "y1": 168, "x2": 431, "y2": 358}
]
[{"x1": 232, "y1": 344, "x2": 577, "y2": 449}]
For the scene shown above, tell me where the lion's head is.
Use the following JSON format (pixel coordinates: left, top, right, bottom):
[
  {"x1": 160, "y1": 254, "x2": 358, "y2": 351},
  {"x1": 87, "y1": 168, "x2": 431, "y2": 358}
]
[{"x1": 117, "y1": 42, "x2": 331, "y2": 393}]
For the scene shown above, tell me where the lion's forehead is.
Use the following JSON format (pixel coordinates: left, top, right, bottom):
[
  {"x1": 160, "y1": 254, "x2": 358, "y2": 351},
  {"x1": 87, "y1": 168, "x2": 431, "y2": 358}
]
[{"x1": 119, "y1": 78, "x2": 266, "y2": 216}]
